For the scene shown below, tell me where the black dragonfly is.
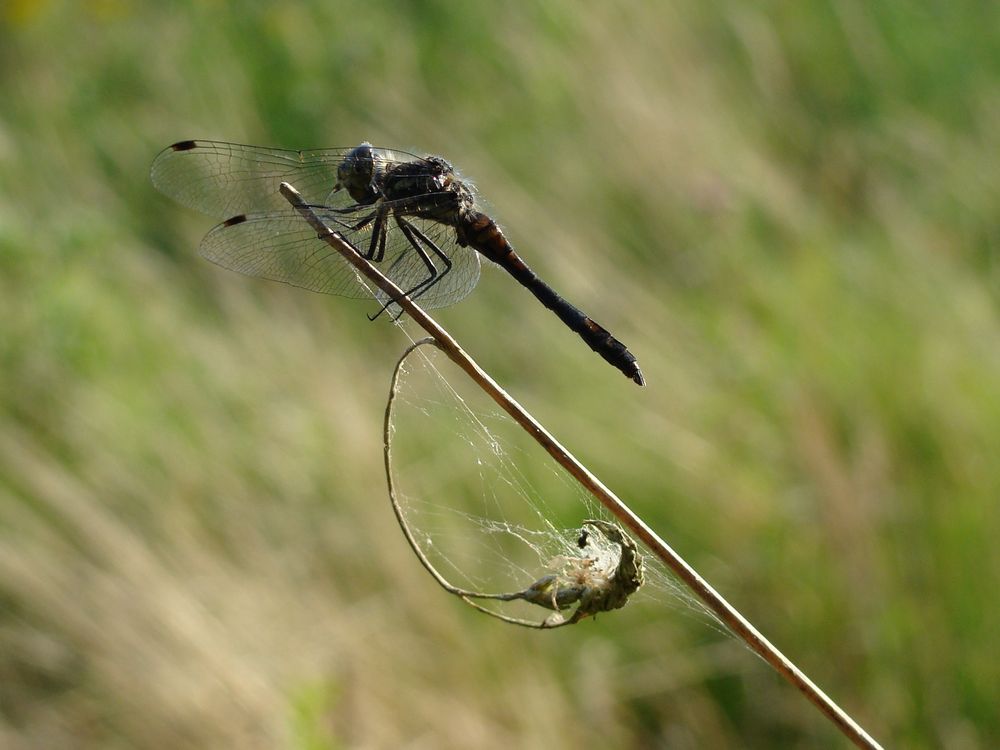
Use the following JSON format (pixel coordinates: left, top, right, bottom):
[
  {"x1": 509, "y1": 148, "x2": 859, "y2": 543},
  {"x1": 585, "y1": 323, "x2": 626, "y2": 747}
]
[{"x1": 150, "y1": 141, "x2": 644, "y2": 385}]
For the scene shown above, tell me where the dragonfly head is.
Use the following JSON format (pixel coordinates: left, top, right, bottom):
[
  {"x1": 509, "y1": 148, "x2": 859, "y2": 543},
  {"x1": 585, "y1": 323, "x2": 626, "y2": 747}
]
[{"x1": 336, "y1": 142, "x2": 384, "y2": 205}]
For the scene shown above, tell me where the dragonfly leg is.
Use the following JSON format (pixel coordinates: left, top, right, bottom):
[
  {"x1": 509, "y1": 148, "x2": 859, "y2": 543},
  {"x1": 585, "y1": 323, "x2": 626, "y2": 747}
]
[
  {"x1": 365, "y1": 208, "x2": 388, "y2": 261},
  {"x1": 315, "y1": 205, "x2": 376, "y2": 233},
  {"x1": 367, "y1": 215, "x2": 453, "y2": 321},
  {"x1": 396, "y1": 217, "x2": 453, "y2": 299},
  {"x1": 326, "y1": 200, "x2": 374, "y2": 217},
  {"x1": 309, "y1": 205, "x2": 375, "y2": 236},
  {"x1": 348, "y1": 212, "x2": 376, "y2": 233}
]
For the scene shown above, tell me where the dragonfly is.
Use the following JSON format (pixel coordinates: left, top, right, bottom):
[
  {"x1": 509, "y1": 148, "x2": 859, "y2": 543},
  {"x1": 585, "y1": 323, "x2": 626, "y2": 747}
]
[{"x1": 150, "y1": 140, "x2": 644, "y2": 385}]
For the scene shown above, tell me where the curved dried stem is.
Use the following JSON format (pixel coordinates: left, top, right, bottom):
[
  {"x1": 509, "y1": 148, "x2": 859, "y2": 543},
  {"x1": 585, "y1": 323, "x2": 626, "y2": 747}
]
[
  {"x1": 384, "y1": 338, "x2": 644, "y2": 629},
  {"x1": 279, "y1": 182, "x2": 884, "y2": 750}
]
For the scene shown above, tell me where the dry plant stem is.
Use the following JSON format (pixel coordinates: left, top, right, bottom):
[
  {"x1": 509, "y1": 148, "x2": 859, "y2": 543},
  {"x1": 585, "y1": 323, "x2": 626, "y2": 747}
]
[
  {"x1": 384, "y1": 337, "x2": 569, "y2": 629},
  {"x1": 279, "y1": 182, "x2": 884, "y2": 750}
]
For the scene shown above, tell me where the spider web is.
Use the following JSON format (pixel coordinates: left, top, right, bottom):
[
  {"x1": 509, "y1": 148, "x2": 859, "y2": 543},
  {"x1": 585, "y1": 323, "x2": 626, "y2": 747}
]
[{"x1": 382, "y1": 331, "x2": 725, "y2": 630}]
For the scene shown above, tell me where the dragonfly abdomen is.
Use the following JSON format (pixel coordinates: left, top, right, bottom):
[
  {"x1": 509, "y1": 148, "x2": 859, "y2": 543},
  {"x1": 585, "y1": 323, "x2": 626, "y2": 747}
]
[{"x1": 459, "y1": 212, "x2": 645, "y2": 386}]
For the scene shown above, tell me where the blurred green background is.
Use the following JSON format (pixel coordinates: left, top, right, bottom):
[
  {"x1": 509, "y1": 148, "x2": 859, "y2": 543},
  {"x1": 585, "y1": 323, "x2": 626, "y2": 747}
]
[{"x1": 2, "y1": 1, "x2": 999, "y2": 747}]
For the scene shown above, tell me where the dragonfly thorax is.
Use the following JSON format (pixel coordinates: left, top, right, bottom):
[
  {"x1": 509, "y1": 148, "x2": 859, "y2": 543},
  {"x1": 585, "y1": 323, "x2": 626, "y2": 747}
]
[
  {"x1": 380, "y1": 156, "x2": 476, "y2": 225},
  {"x1": 382, "y1": 156, "x2": 452, "y2": 198}
]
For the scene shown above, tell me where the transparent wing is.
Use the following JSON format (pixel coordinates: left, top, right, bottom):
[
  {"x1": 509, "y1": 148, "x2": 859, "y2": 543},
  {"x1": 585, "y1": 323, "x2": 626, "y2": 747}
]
[
  {"x1": 150, "y1": 140, "x2": 423, "y2": 219},
  {"x1": 199, "y1": 207, "x2": 481, "y2": 310}
]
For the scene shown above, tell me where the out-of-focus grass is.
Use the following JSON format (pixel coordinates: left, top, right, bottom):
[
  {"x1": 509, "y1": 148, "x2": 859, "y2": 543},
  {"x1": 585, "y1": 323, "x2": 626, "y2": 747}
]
[{"x1": 1, "y1": 1, "x2": 999, "y2": 747}]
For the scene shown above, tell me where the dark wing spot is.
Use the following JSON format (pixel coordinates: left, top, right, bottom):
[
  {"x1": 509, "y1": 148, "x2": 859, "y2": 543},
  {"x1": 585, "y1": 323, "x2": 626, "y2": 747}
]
[
  {"x1": 223, "y1": 214, "x2": 248, "y2": 226},
  {"x1": 171, "y1": 140, "x2": 198, "y2": 151}
]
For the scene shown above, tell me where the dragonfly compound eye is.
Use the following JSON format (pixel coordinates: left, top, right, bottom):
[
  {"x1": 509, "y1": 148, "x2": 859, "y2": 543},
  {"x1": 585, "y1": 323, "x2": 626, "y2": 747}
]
[{"x1": 337, "y1": 142, "x2": 384, "y2": 204}]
